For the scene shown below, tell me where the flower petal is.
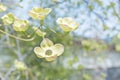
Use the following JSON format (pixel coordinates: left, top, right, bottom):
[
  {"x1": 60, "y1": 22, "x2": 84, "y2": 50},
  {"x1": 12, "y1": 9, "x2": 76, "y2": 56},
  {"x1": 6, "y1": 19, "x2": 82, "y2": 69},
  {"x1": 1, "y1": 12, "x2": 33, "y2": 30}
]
[
  {"x1": 34, "y1": 47, "x2": 45, "y2": 58},
  {"x1": 33, "y1": 7, "x2": 43, "y2": 13},
  {"x1": 13, "y1": 19, "x2": 29, "y2": 32},
  {"x1": 44, "y1": 8, "x2": 52, "y2": 15},
  {"x1": 32, "y1": 26, "x2": 46, "y2": 37},
  {"x1": 70, "y1": 21, "x2": 79, "y2": 30},
  {"x1": 52, "y1": 44, "x2": 64, "y2": 56},
  {"x1": 59, "y1": 24, "x2": 73, "y2": 32},
  {"x1": 0, "y1": 3, "x2": 7, "y2": 12},
  {"x1": 57, "y1": 18, "x2": 73, "y2": 31},
  {"x1": 40, "y1": 38, "x2": 54, "y2": 48},
  {"x1": 56, "y1": 17, "x2": 79, "y2": 32},
  {"x1": 56, "y1": 18, "x2": 62, "y2": 24},
  {"x1": 29, "y1": 7, "x2": 51, "y2": 20},
  {"x1": 1, "y1": 13, "x2": 14, "y2": 25},
  {"x1": 45, "y1": 55, "x2": 57, "y2": 61},
  {"x1": 29, "y1": 11, "x2": 38, "y2": 19}
]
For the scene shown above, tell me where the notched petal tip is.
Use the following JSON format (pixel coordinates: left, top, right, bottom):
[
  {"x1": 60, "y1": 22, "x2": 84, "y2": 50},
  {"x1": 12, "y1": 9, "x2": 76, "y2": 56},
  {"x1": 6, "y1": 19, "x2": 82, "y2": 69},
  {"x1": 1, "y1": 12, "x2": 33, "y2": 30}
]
[
  {"x1": 34, "y1": 47, "x2": 40, "y2": 54},
  {"x1": 13, "y1": 19, "x2": 29, "y2": 32},
  {"x1": 34, "y1": 47, "x2": 44, "y2": 58},
  {"x1": 45, "y1": 55, "x2": 57, "y2": 61},
  {"x1": 29, "y1": 7, "x2": 52, "y2": 20},
  {"x1": 56, "y1": 18, "x2": 62, "y2": 24},
  {"x1": 1, "y1": 13, "x2": 15, "y2": 25},
  {"x1": 32, "y1": 26, "x2": 46, "y2": 37},
  {"x1": 52, "y1": 43, "x2": 64, "y2": 56},
  {"x1": 45, "y1": 8, "x2": 52, "y2": 13},
  {"x1": 56, "y1": 17, "x2": 79, "y2": 32},
  {"x1": 40, "y1": 38, "x2": 54, "y2": 48}
]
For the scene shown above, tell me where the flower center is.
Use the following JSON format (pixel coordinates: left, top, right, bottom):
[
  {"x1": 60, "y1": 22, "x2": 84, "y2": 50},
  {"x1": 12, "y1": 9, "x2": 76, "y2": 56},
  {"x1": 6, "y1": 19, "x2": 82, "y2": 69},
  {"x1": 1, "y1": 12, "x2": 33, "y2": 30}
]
[
  {"x1": 45, "y1": 49, "x2": 52, "y2": 56},
  {"x1": 21, "y1": 24, "x2": 25, "y2": 28}
]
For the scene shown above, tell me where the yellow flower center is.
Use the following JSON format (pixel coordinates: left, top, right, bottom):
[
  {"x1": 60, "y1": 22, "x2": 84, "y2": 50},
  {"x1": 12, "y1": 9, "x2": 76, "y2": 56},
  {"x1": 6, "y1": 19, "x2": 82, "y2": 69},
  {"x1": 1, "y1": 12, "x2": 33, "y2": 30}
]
[{"x1": 45, "y1": 49, "x2": 52, "y2": 56}]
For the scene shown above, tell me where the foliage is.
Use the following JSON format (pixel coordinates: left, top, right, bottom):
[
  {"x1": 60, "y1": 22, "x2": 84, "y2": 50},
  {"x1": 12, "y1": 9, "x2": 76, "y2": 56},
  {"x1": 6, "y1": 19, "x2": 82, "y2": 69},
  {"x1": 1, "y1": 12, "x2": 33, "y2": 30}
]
[{"x1": 0, "y1": 0, "x2": 120, "y2": 80}]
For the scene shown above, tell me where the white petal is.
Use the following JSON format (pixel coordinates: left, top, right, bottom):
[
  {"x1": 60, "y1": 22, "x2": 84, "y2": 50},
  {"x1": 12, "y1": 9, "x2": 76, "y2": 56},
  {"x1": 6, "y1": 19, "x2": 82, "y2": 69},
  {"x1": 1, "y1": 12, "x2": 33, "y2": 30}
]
[
  {"x1": 45, "y1": 55, "x2": 57, "y2": 61},
  {"x1": 52, "y1": 44, "x2": 64, "y2": 56},
  {"x1": 34, "y1": 47, "x2": 45, "y2": 58},
  {"x1": 40, "y1": 38, "x2": 54, "y2": 48},
  {"x1": 56, "y1": 18, "x2": 62, "y2": 24},
  {"x1": 70, "y1": 22, "x2": 79, "y2": 30},
  {"x1": 57, "y1": 17, "x2": 79, "y2": 32},
  {"x1": 44, "y1": 8, "x2": 52, "y2": 15},
  {"x1": 59, "y1": 24, "x2": 73, "y2": 32}
]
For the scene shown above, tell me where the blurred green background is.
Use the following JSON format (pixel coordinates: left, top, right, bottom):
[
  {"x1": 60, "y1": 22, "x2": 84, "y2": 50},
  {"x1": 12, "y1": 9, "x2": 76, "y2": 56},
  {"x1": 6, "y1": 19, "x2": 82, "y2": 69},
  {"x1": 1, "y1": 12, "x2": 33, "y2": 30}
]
[{"x1": 0, "y1": 0, "x2": 120, "y2": 80}]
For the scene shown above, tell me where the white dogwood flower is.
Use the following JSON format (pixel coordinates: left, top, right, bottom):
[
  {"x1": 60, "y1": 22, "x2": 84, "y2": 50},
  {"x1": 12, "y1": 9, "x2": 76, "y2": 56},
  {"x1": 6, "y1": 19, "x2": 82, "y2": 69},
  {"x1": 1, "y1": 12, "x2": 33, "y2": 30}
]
[
  {"x1": 56, "y1": 17, "x2": 79, "y2": 32},
  {"x1": 13, "y1": 19, "x2": 29, "y2": 32},
  {"x1": 34, "y1": 38, "x2": 64, "y2": 61},
  {"x1": 29, "y1": 7, "x2": 52, "y2": 20},
  {"x1": 1, "y1": 13, "x2": 15, "y2": 25}
]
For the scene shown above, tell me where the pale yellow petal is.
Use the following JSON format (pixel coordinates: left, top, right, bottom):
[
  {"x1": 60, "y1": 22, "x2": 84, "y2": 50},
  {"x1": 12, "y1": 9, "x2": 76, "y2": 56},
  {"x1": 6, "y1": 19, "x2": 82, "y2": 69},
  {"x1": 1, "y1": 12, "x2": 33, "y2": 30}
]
[
  {"x1": 56, "y1": 17, "x2": 79, "y2": 32},
  {"x1": 32, "y1": 26, "x2": 46, "y2": 37},
  {"x1": 13, "y1": 19, "x2": 29, "y2": 32},
  {"x1": 57, "y1": 18, "x2": 73, "y2": 31},
  {"x1": 29, "y1": 11, "x2": 38, "y2": 19},
  {"x1": 45, "y1": 55, "x2": 57, "y2": 61},
  {"x1": 52, "y1": 44, "x2": 64, "y2": 56},
  {"x1": 0, "y1": 3, "x2": 7, "y2": 12},
  {"x1": 56, "y1": 18, "x2": 62, "y2": 24},
  {"x1": 33, "y1": 7, "x2": 43, "y2": 13},
  {"x1": 1, "y1": 13, "x2": 14, "y2": 25},
  {"x1": 44, "y1": 8, "x2": 52, "y2": 15},
  {"x1": 29, "y1": 7, "x2": 51, "y2": 20},
  {"x1": 40, "y1": 38, "x2": 54, "y2": 48},
  {"x1": 70, "y1": 22, "x2": 79, "y2": 30},
  {"x1": 34, "y1": 47, "x2": 45, "y2": 58},
  {"x1": 59, "y1": 24, "x2": 73, "y2": 32}
]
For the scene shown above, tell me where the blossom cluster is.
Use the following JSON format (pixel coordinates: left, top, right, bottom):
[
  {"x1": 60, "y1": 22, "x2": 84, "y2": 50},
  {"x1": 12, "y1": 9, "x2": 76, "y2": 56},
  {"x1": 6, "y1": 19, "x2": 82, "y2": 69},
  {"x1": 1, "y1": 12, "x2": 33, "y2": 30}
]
[{"x1": 0, "y1": 3, "x2": 79, "y2": 61}]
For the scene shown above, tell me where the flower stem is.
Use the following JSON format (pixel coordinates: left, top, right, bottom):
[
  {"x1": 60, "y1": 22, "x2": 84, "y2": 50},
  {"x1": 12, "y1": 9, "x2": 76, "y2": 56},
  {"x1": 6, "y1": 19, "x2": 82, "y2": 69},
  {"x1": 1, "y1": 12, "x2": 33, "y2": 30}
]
[{"x1": 0, "y1": 29, "x2": 35, "y2": 41}]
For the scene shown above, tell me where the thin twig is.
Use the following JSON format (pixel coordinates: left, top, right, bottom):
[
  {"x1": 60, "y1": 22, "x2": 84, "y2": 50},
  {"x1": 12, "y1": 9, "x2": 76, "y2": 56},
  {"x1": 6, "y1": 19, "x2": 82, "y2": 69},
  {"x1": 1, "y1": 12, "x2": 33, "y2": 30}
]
[{"x1": 0, "y1": 29, "x2": 35, "y2": 41}]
